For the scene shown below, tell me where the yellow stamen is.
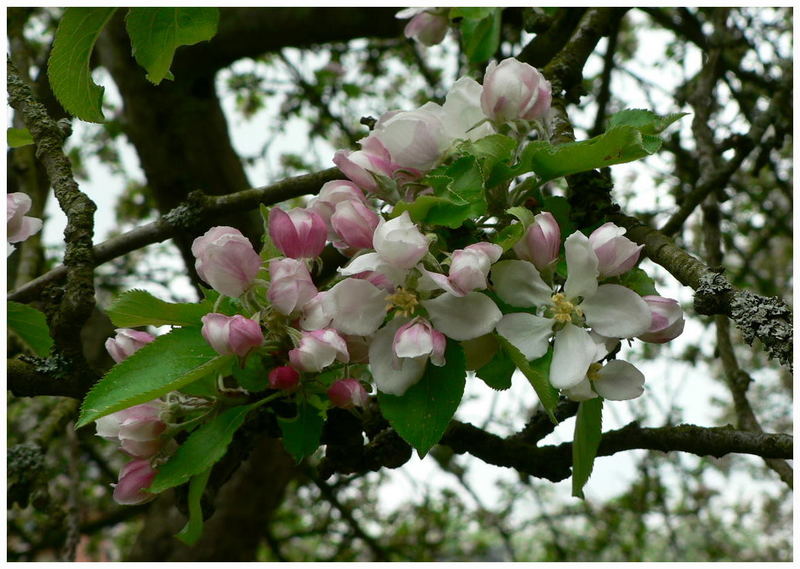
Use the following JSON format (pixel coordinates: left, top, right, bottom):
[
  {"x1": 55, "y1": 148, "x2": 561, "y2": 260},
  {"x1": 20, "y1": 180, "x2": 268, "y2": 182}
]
[
  {"x1": 587, "y1": 362, "x2": 603, "y2": 382},
  {"x1": 385, "y1": 288, "x2": 419, "y2": 317},
  {"x1": 551, "y1": 293, "x2": 580, "y2": 324}
]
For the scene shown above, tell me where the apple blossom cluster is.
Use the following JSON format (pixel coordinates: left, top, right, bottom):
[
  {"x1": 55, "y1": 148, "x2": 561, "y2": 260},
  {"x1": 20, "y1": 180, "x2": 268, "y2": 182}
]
[
  {"x1": 98, "y1": 329, "x2": 166, "y2": 505},
  {"x1": 7, "y1": 192, "x2": 43, "y2": 256},
  {"x1": 94, "y1": 56, "x2": 685, "y2": 505}
]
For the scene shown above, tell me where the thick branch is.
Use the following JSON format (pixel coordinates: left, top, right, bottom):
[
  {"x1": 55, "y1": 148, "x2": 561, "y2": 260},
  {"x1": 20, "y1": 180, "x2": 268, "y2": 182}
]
[
  {"x1": 611, "y1": 212, "x2": 792, "y2": 368},
  {"x1": 7, "y1": 58, "x2": 98, "y2": 396}
]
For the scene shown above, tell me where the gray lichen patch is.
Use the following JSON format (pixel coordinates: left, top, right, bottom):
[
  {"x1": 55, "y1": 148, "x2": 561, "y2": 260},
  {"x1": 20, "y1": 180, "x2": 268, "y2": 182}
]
[{"x1": 729, "y1": 290, "x2": 793, "y2": 369}]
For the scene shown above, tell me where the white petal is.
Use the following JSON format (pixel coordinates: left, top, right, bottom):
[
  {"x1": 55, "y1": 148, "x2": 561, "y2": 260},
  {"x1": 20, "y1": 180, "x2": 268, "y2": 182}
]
[
  {"x1": 491, "y1": 260, "x2": 551, "y2": 308},
  {"x1": 418, "y1": 266, "x2": 462, "y2": 296},
  {"x1": 564, "y1": 231, "x2": 598, "y2": 299},
  {"x1": 589, "y1": 331, "x2": 620, "y2": 361},
  {"x1": 369, "y1": 319, "x2": 428, "y2": 396},
  {"x1": 422, "y1": 292, "x2": 502, "y2": 341},
  {"x1": 563, "y1": 378, "x2": 598, "y2": 402},
  {"x1": 340, "y1": 252, "x2": 407, "y2": 285},
  {"x1": 594, "y1": 360, "x2": 645, "y2": 400},
  {"x1": 326, "y1": 279, "x2": 387, "y2": 336},
  {"x1": 550, "y1": 324, "x2": 597, "y2": 389},
  {"x1": 582, "y1": 284, "x2": 652, "y2": 338},
  {"x1": 495, "y1": 313, "x2": 552, "y2": 360}
]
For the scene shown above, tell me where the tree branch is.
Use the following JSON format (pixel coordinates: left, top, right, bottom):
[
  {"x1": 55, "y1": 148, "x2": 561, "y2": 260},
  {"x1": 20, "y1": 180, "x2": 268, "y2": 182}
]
[{"x1": 9, "y1": 168, "x2": 346, "y2": 304}]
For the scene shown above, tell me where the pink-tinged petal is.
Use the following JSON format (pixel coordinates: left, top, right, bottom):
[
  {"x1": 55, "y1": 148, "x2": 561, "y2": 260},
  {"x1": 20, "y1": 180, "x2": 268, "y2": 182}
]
[
  {"x1": 481, "y1": 58, "x2": 546, "y2": 123},
  {"x1": 513, "y1": 211, "x2": 561, "y2": 270},
  {"x1": 105, "y1": 329, "x2": 156, "y2": 363},
  {"x1": 331, "y1": 199, "x2": 380, "y2": 250},
  {"x1": 466, "y1": 242, "x2": 503, "y2": 263},
  {"x1": 268, "y1": 207, "x2": 327, "y2": 259},
  {"x1": 191, "y1": 226, "x2": 261, "y2": 297},
  {"x1": 403, "y1": 10, "x2": 449, "y2": 46},
  {"x1": 289, "y1": 328, "x2": 349, "y2": 372},
  {"x1": 300, "y1": 292, "x2": 333, "y2": 331},
  {"x1": 201, "y1": 313, "x2": 262, "y2": 357},
  {"x1": 268, "y1": 258, "x2": 318, "y2": 315},
  {"x1": 638, "y1": 295, "x2": 685, "y2": 343},
  {"x1": 328, "y1": 378, "x2": 369, "y2": 408},
  {"x1": 418, "y1": 265, "x2": 462, "y2": 296},
  {"x1": 491, "y1": 260, "x2": 552, "y2": 308},
  {"x1": 441, "y1": 77, "x2": 495, "y2": 142},
  {"x1": 372, "y1": 212, "x2": 429, "y2": 269},
  {"x1": 593, "y1": 360, "x2": 645, "y2": 400},
  {"x1": 563, "y1": 378, "x2": 598, "y2": 402},
  {"x1": 325, "y1": 278, "x2": 387, "y2": 336},
  {"x1": 422, "y1": 292, "x2": 502, "y2": 341},
  {"x1": 495, "y1": 313, "x2": 552, "y2": 361},
  {"x1": 550, "y1": 324, "x2": 597, "y2": 389},
  {"x1": 392, "y1": 318, "x2": 445, "y2": 366},
  {"x1": 369, "y1": 319, "x2": 428, "y2": 396},
  {"x1": 112, "y1": 460, "x2": 157, "y2": 506},
  {"x1": 564, "y1": 231, "x2": 599, "y2": 300},
  {"x1": 340, "y1": 252, "x2": 407, "y2": 286},
  {"x1": 333, "y1": 149, "x2": 379, "y2": 191},
  {"x1": 589, "y1": 222, "x2": 643, "y2": 277},
  {"x1": 448, "y1": 247, "x2": 495, "y2": 295},
  {"x1": 582, "y1": 284, "x2": 652, "y2": 339}
]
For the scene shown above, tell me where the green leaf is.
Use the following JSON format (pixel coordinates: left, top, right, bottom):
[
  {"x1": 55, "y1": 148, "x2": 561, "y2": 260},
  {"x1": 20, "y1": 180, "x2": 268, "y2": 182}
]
[
  {"x1": 492, "y1": 223, "x2": 523, "y2": 252},
  {"x1": 107, "y1": 289, "x2": 213, "y2": 328},
  {"x1": 618, "y1": 267, "x2": 660, "y2": 296},
  {"x1": 476, "y1": 346, "x2": 515, "y2": 391},
  {"x1": 7, "y1": 301, "x2": 53, "y2": 357},
  {"x1": 175, "y1": 468, "x2": 211, "y2": 546},
  {"x1": 149, "y1": 403, "x2": 253, "y2": 493},
  {"x1": 48, "y1": 7, "x2": 118, "y2": 123},
  {"x1": 7, "y1": 128, "x2": 34, "y2": 148},
  {"x1": 277, "y1": 400, "x2": 325, "y2": 462},
  {"x1": 506, "y1": 206, "x2": 536, "y2": 228},
  {"x1": 396, "y1": 156, "x2": 488, "y2": 228},
  {"x1": 126, "y1": 8, "x2": 220, "y2": 85},
  {"x1": 231, "y1": 355, "x2": 269, "y2": 392},
  {"x1": 607, "y1": 108, "x2": 688, "y2": 135},
  {"x1": 77, "y1": 327, "x2": 232, "y2": 427},
  {"x1": 496, "y1": 337, "x2": 559, "y2": 422},
  {"x1": 377, "y1": 341, "x2": 466, "y2": 457},
  {"x1": 458, "y1": 134, "x2": 516, "y2": 178},
  {"x1": 449, "y1": 7, "x2": 496, "y2": 20},
  {"x1": 572, "y1": 398, "x2": 603, "y2": 499},
  {"x1": 458, "y1": 8, "x2": 502, "y2": 63}
]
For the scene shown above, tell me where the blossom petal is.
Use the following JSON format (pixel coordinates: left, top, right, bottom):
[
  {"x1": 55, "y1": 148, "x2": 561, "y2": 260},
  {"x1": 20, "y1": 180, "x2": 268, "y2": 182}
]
[
  {"x1": 594, "y1": 360, "x2": 645, "y2": 400},
  {"x1": 340, "y1": 252, "x2": 407, "y2": 285},
  {"x1": 550, "y1": 324, "x2": 597, "y2": 389},
  {"x1": 563, "y1": 378, "x2": 598, "y2": 402},
  {"x1": 422, "y1": 292, "x2": 502, "y2": 341},
  {"x1": 325, "y1": 278, "x2": 387, "y2": 336},
  {"x1": 564, "y1": 231, "x2": 598, "y2": 299},
  {"x1": 495, "y1": 313, "x2": 552, "y2": 360},
  {"x1": 491, "y1": 260, "x2": 551, "y2": 308},
  {"x1": 369, "y1": 319, "x2": 428, "y2": 396},
  {"x1": 582, "y1": 284, "x2": 652, "y2": 338}
]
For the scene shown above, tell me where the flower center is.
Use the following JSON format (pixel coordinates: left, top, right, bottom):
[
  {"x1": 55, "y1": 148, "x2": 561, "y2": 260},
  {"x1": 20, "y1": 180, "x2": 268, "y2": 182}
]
[
  {"x1": 386, "y1": 288, "x2": 419, "y2": 317},
  {"x1": 586, "y1": 362, "x2": 603, "y2": 382},
  {"x1": 550, "y1": 293, "x2": 583, "y2": 324}
]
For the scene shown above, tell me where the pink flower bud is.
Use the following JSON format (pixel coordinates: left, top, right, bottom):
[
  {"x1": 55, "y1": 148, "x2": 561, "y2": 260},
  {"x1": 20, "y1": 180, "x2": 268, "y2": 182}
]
[
  {"x1": 638, "y1": 296, "x2": 685, "y2": 343},
  {"x1": 447, "y1": 242, "x2": 502, "y2": 295},
  {"x1": 513, "y1": 211, "x2": 561, "y2": 270},
  {"x1": 268, "y1": 207, "x2": 327, "y2": 259},
  {"x1": 268, "y1": 366, "x2": 300, "y2": 391},
  {"x1": 350, "y1": 270, "x2": 395, "y2": 292},
  {"x1": 113, "y1": 459, "x2": 157, "y2": 506},
  {"x1": 392, "y1": 318, "x2": 446, "y2": 366},
  {"x1": 327, "y1": 378, "x2": 369, "y2": 409},
  {"x1": 288, "y1": 329, "x2": 349, "y2": 372},
  {"x1": 105, "y1": 328, "x2": 155, "y2": 363},
  {"x1": 95, "y1": 401, "x2": 166, "y2": 458},
  {"x1": 481, "y1": 57, "x2": 552, "y2": 123},
  {"x1": 333, "y1": 135, "x2": 396, "y2": 192},
  {"x1": 201, "y1": 313, "x2": 263, "y2": 357},
  {"x1": 7, "y1": 192, "x2": 43, "y2": 254},
  {"x1": 398, "y1": 8, "x2": 449, "y2": 46},
  {"x1": 331, "y1": 199, "x2": 380, "y2": 250},
  {"x1": 300, "y1": 292, "x2": 333, "y2": 330},
  {"x1": 191, "y1": 226, "x2": 261, "y2": 297},
  {"x1": 268, "y1": 258, "x2": 318, "y2": 315},
  {"x1": 309, "y1": 180, "x2": 368, "y2": 227},
  {"x1": 589, "y1": 222, "x2": 644, "y2": 277},
  {"x1": 373, "y1": 211, "x2": 429, "y2": 269}
]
